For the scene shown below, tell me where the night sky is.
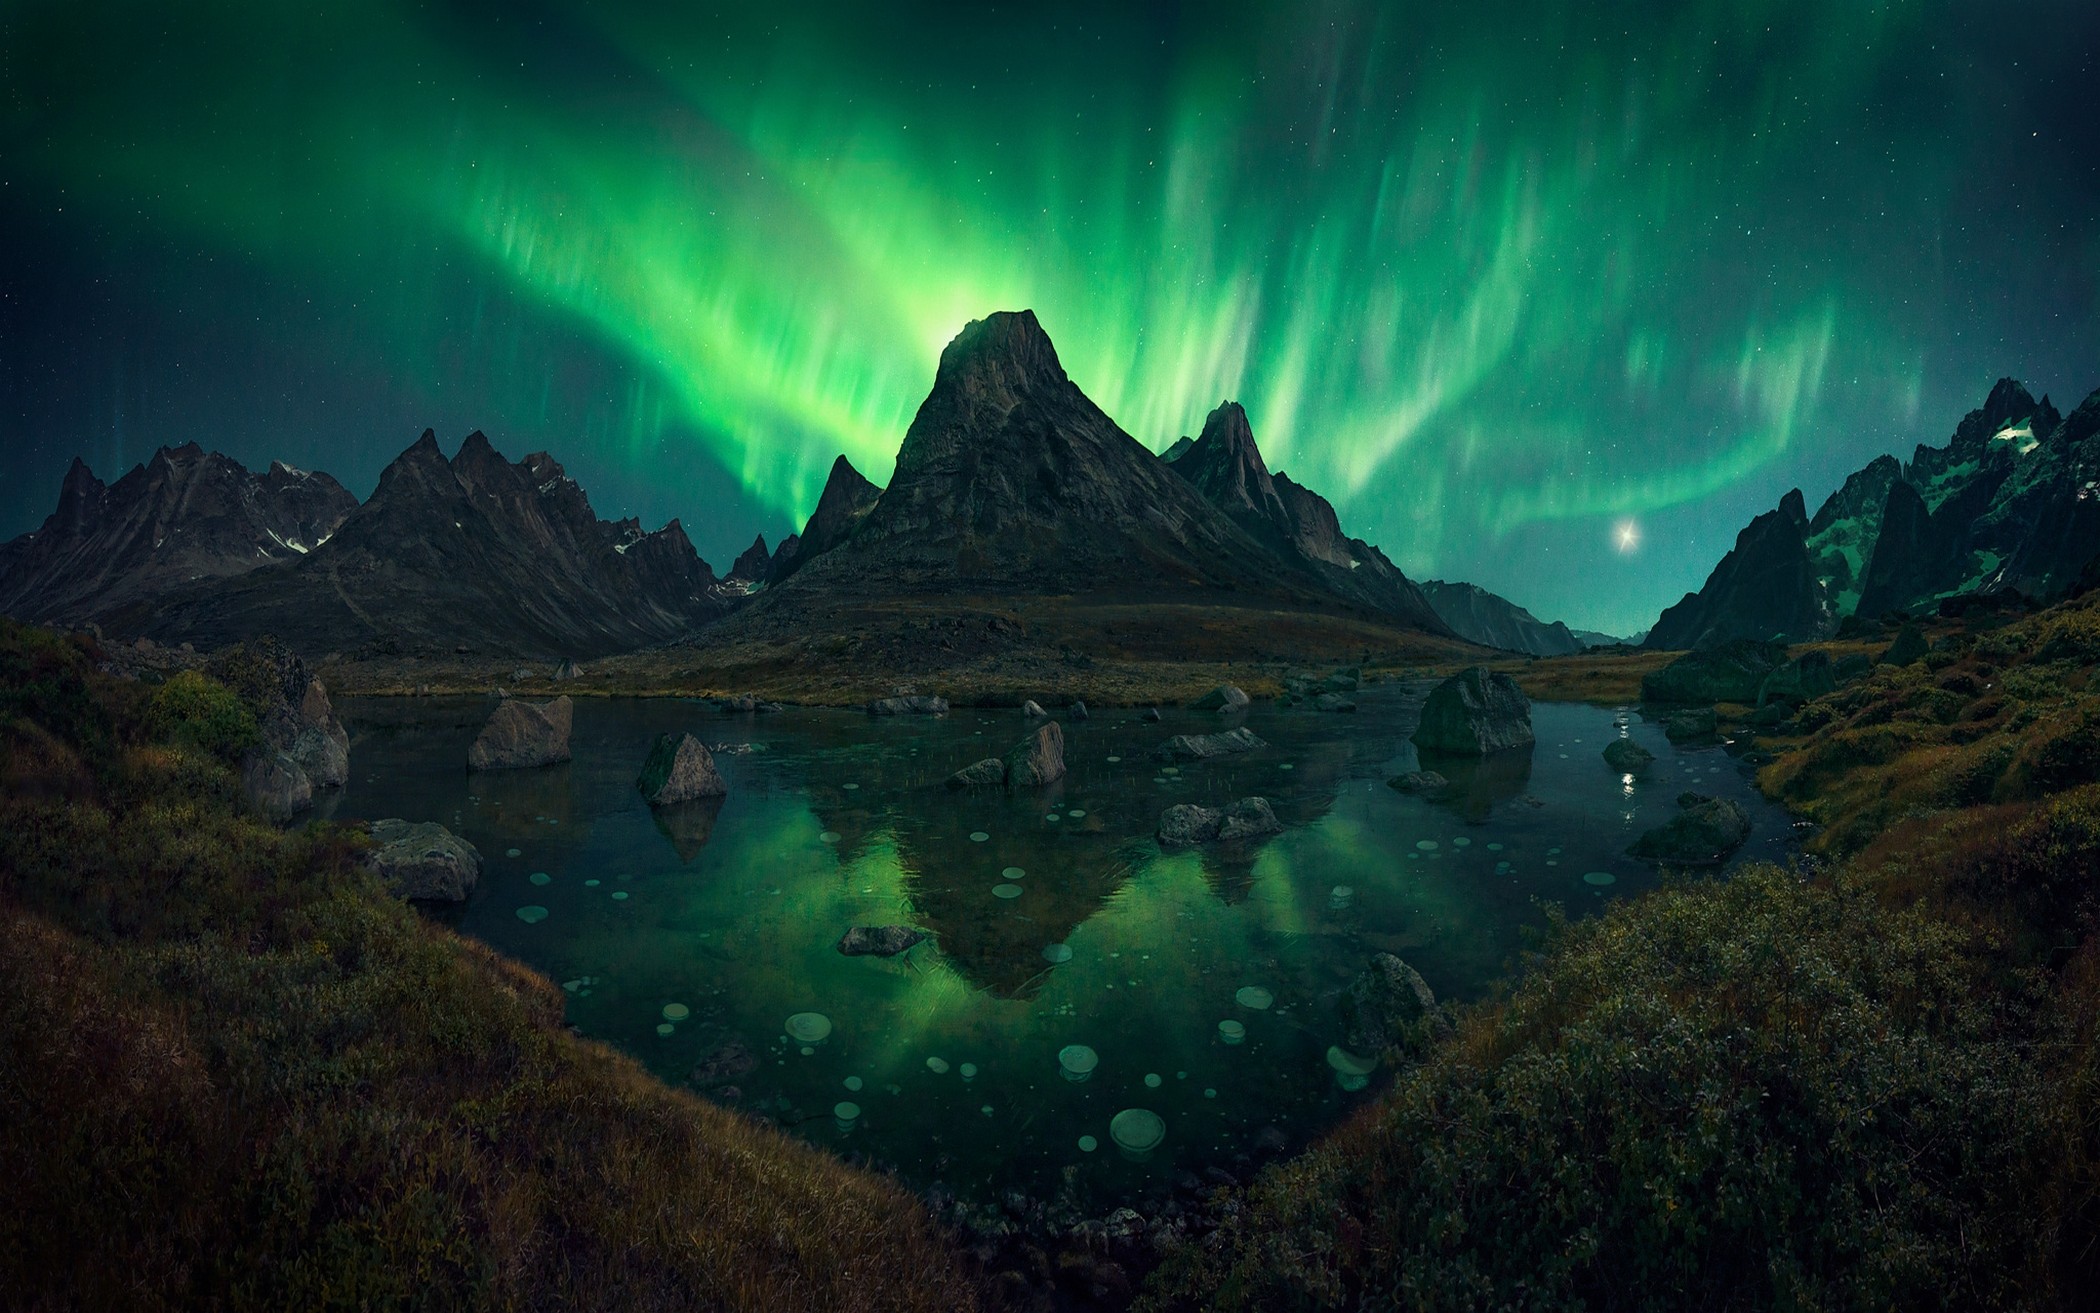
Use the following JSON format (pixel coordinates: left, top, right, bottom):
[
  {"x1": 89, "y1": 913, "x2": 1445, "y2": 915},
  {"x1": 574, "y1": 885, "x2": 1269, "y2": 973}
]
[{"x1": 4, "y1": 1, "x2": 2097, "y2": 635}]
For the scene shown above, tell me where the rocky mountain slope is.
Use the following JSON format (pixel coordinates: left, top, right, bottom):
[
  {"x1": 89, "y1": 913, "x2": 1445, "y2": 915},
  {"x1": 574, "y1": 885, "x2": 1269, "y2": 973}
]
[
  {"x1": 0, "y1": 443, "x2": 357, "y2": 626},
  {"x1": 1646, "y1": 377, "x2": 2100, "y2": 648},
  {"x1": 129, "y1": 431, "x2": 731, "y2": 657},
  {"x1": 1419, "y1": 580, "x2": 1583, "y2": 656},
  {"x1": 762, "y1": 455, "x2": 883, "y2": 587}
]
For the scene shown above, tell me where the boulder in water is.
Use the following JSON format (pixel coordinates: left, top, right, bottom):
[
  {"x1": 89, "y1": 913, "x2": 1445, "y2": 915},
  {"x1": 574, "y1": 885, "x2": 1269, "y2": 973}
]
[
  {"x1": 1157, "y1": 796, "x2": 1281, "y2": 847},
  {"x1": 1663, "y1": 708, "x2": 1717, "y2": 741},
  {"x1": 1190, "y1": 684, "x2": 1250, "y2": 712},
  {"x1": 1005, "y1": 720, "x2": 1066, "y2": 788},
  {"x1": 468, "y1": 696, "x2": 573, "y2": 770},
  {"x1": 1338, "y1": 953, "x2": 1449, "y2": 1056},
  {"x1": 1313, "y1": 692, "x2": 1357, "y2": 713},
  {"x1": 636, "y1": 732, "x2": 727, "y2": 805},
  {"x1": 1141, "y1": 707, "x2": 1163, "y2": 722},
  {"x1": 1154, "y1": 726, "x2": 1266, "y2": 761},
  {"x1": 1068, "y1": 700, "x2": 1090, "y2": 721},
  {"x1": 946, "y1": 757, "x2": 1008, "y2": 789},
  {"x1": 715, "y1": 694, "x2": 784, "y2": 713},
  {"x1": 239, "y1": 747, "x2": 312, "y2": 820},
  {"x1": 1602, "y1": 739, "x2": 1656, "y2": 772},
  {"x1": 1385, "y1": 770, "x2": 1448, "y2": 794},
  {"x1": 837, "y1": 926, "x2": 928, "y2": 957},
  {"x1": 690, "y1": 1038, "x2": 758, "y2": 1088},
  {"x1": 363, "y1": 818, "x2": 481, "y2": 901},
  {"x1": 1412, "y1": 667, "x2": 1533, "y2": 755},
  {"x1": 1021, "y1": 699, "x2": 1048, "y2": 718},
  {"x1": 1629, "y1": 792, "x2": 1751, "y2": 866},
  {"x1": 867, "y1": 695, "x2": 949, "y2": 715}
]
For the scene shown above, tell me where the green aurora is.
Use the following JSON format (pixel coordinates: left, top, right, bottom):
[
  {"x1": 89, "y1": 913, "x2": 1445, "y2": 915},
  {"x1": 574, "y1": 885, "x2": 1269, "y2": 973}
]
[{"x1": 4, "y1": 0, "x2": 2096, "y2": 633}]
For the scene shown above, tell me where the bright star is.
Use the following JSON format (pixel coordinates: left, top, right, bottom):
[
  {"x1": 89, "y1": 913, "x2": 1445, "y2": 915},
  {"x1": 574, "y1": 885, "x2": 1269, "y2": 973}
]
[{"x1": 1614, "y1": 519, "x2": 1641, "y2": 554}]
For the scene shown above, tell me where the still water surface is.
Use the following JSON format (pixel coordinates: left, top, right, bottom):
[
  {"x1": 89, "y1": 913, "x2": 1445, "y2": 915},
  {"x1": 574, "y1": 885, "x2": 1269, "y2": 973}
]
[{"x1": 330, "y1": 686, "x2": 1794, "y2": 1208}]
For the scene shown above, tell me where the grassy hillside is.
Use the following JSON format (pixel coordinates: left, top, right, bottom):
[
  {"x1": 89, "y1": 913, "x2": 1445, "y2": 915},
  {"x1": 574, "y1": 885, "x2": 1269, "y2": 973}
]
[
  {"x1": 0, "y1": 621, "x2": 981, "y2": 1312},
  {"x1": 1140, "y1": 596, "x2": 2100, "y2": 1310}
]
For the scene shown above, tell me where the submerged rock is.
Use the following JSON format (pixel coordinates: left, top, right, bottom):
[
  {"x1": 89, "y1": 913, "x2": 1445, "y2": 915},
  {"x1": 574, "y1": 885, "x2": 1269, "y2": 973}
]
[
  {"x1": 867, "y1": 695, "x2": 949, "y2": 715},
  {"x1": 1022, "y1": 699, "x2": 1048, "y2": 718},
  {"x1": 1141, "y1": 707, "x2": 1163, "y2": 722},
  {"x1": 1339, "y1": 953, "x2": 1449, "y2": 1057},
  {"x1": 363, "y1": 818, "x2": 482, "y2": 902},
  {"x1": 1629, "y1": 792, "x2": 1752, "y2": 866},
  {"x1": 239, "y1": 747, "x2": 312, "y2": 820},
  {"x1": 1157, "y1": 797, "x2": 1281, "y2": 847},
  {"x1": 1154, "y1": 726, "x2": 1267, "y2": 761},
  {"x1": 1640, "y1": 639, "x2": 1789, "y2": 704},
  {"x1": 1190, "y1": 684, "x2": 1250, "y2": 712},
  {"x1": 1324, "y1": 668, "x2": 1362, "y2": 693},
  {"x1": 1412, "y1": 667, "x2": 1533, "y2": 755},
  {"x1": 636, "y1": 732, "x2": 727, "y2": 805},
  {"x1": 1663, "y1": 708, "x2": 1718, "y2": 741},
  {"x1": 1313, "y1": 692, "x2": 1358, "y2": 713},
  {"x1": 837, "y1": 926, "x2": 928, "y2": 957},
  {"x1": 690, "y1": 1038, "x2": 758, "y2": 1088},
  {"x1": 1602, "y1": 739, "x2": 1656, "y2": 772},
  {"x1": 1006, "y1": 721, "x2": 1067, "y2": 788},
  {"x1": 468, "y1": 695, "x2": 573, "y2": 771},
  {"x1": 946, "y1": 757, "x2": 1008, "y2": 789},
  {"x1": 1385, "y1": 770, "x2": 1449, "y2": 794}
]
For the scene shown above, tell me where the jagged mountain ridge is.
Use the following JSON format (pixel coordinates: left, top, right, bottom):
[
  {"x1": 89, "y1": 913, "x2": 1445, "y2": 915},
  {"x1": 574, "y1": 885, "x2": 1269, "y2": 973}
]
[
  {"x1": 0, "y1": 443, "x2": 357, "y2": 627},
  {"x1": 130, "y1": 430, "x2": 730, "y2": 657},
  {"x1": 1645, "y1": 489, "x2": 1829, "y2": 651},
  {"x1": 1419, "y1": 580, "x2": 1584, "y2": 656},
  {"x1": 1647, "y1": 376, "x2": 2100, "y2": 647},
  {"x1": 747, "y1": 312, "x2": 1452, "y2": 636}
]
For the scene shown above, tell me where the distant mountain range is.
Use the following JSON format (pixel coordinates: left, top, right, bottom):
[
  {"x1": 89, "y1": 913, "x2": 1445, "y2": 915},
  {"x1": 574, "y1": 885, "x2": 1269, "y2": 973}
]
[
  {"x1": 1647, "y1": 378, "x2": 2100, "y2": 649},
  {"x1": 0, "y1": 311, "x2": 1463, "y2": 659}
]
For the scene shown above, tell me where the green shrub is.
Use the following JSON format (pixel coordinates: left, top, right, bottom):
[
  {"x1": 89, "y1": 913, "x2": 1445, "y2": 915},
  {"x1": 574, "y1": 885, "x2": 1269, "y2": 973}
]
[{"x1": 147, "y1": 670, "x2": 259, "y2": 760}]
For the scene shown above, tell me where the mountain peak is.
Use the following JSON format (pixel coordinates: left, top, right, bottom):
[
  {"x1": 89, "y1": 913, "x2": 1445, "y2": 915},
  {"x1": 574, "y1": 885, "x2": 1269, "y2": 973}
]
[
  {"x1": 1175, "y1": 399, "x2": 1290, "y2": 538},
  {"x1": 930, "y1": 310, "x2": 1065, "y2": 393},
  {"x1": 1983, "y1": 377, "x2": 2038, "y2": 430}
]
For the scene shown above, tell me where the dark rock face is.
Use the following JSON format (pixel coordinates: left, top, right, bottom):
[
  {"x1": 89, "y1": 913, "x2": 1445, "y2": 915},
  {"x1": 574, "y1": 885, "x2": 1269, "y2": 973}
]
[
  {"x1": 1602, "y1": 738, "x2": 1655, "y2": 772},
  {"x1": 946, "y1": 757, "x2": 1007, "y2": 788},
  {"x1": 1005, "y1": 721, "x2": 1066, "y2": 789},
  {"x1": 363, "y1": 819, "x2": 482, "y2": 902},
  {"x1": 636, "y1": 732, "x2": 727, "y2": 805},
  {"x1": 1154, "y1": 726, "x2": 1266, "y2": 761},
  {"x1": 1338, "y1": 954, "x2": 1449, "y2": 1057},
  {"x1": 1412, "y1": 667, "x2": 1533, "y2": 756},
  {"x1": 1191, "y1": 684, "x2": 1250, "y2": 712},
  {"x1": 1882, "y1": 623, "x2": 1929, "y2": 666},
  {"x1": 468, "y1": 695, "x2": 573, "y2": 770},
  {"x1": 1664, "y1": 708, "x2": 1718, "y2": 741},
  {"x1": 134, "y1": 431, "x2": 729, "y2": 657},
  {"x1": 210, "y1": 639, "x2": 348, "y2": 807},
  {"x1": 0, "y1": 444, "x2": 357, "y2": 627},
  {"x1": 1067, "y1": 700, "x2": 1089, "y2": 721},
  {"x1": 1419, "y1": 580, "x2": 1584, "y2": 656},
  {"x1": 868, "y1": 694, "x2": 949, "y2": 715},
  {"x1": 1806, "y1": 454, "x2": 1903, "y2": 612},
  {"x1": 1156, "y1": 797, "x2": 1281, "y2": 847},
  {"x1": 1641, "y1": 639, "x2": 1790, "y2": 703},
  {"x1": 240, "y1": 748, "x2": 312, "y2": 820},
  {"x1": 764, "y1": 455, "x2": 883, "y2": 586},
  {"x1": 1629, "y1": 792, "x2": 1752, "y2": 866},
  {"x1": 1646, "y1": 490, "x2": 1828, "y2": 650},
  {"x1": 1758, "y1": 651, "x2": 1836, "y2": 707},
  {"x1": 726, "y1": 535, "x2": 772, "y2": 584},
  {"x1": 837, "y1": 926, "x2": 927, "y2": 957}
]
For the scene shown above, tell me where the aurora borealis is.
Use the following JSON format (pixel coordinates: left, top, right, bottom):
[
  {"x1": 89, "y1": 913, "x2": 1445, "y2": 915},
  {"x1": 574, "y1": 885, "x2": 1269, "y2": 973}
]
[{"x1": 4, "y1": 1, "x2": 2097, "y2": 633}]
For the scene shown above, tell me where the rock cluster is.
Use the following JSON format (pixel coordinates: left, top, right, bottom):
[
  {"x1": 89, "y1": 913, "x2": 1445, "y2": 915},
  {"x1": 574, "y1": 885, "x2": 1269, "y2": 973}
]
[
  {"x1": 468, "y1": 695, "x2": 573, "y2": 770},
  {"x1": 1156, "y1": 797, "x2": 1282, "y2": 847},
  {"x1": 868, "y1": 695, "x2": 949, "y2": 715},
  {"x1": 1153, "y1": 726, "x2": 1266, "y2": 761},
  {"x1": 212, "y1": 640, "x2": 349, "y2": 820},
  {"x1": 1629, "y1": 792, "x2": 1752, "y2": 866},
  {"x1": 1190, "y1": 684, "x2": 1250, "y2": 712},
  {"x1": 946, "y1": 721, "x2": 1067, "y2": 790},
  {"x1": 1411, "y1": 667, "x2": 1533, "y2": 756}
]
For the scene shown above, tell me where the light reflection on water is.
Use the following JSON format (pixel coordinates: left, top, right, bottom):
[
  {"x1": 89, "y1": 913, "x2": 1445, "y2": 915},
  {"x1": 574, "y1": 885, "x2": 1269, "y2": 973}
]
[{"x1": 328, "y1": 686, "x2": 1794, "y2": 1208}]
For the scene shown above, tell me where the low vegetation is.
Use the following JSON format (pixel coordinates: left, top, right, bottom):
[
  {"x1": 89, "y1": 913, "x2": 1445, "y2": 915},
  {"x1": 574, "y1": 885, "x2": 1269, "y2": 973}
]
[{"x1": 0, "y1": 622, "x2": 979, "y2": 1312}]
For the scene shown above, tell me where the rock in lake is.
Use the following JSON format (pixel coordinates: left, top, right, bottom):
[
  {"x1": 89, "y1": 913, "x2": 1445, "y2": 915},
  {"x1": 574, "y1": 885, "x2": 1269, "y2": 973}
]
[
  {"x1": 1068, "y1": 700, "x2": 1090, "y2": 721},
  {"x1": 1154, "y1": 726, "x2": 1267, "y2": 761},
  {"x1": 1386, "y1": 770, "x2": 1449, "y2": 793},
  {"x1": 1663, "y1": 708, "x2": 1717, "y2": 741},
  {"x1": 1640, "y1": 639, "x2": 1789, "y2": 704},
  {"x1": 1338, "y1": 953, "x2": 1449, "y2": 1056},
  {"x1": 946, "y1": 757, "x2": 1008, "y2": 789},
  {"x1": 1022, "y1": 699, "x2": 1048, "y2": 718},
  {"x1": 1313, "y1": 692, "x2": 1357, "y2": 713},
  {"x1": 715, "y1": 694, "x2": 783, "y2": 713},
  {"x1": 1005, "y1": 721, "x2": 1067, "y2": 788},
  {"x1": 1157, "y1": 797, "x2": 1281, "y2": 847},
  {"x1": 1629, "y1": 792, "x2": 1751, "y2": 866},
  {"x1": 288, "y1": 677, "x2": 350, "y2": 790},
  {"x1": 1411, "y1": 667, "x2": 1533, "y2": 755},
  {"x1": 1602, "y1": 739, "x2": 1655, "y2": 772},
  {"x1": 838, "y1": 926, "x2": 928, "y2": 957},
  {"x1": 1881, "y1": 623, "x2": 1929, "y2": 667},
  {"x1": 240, "y1": 747, "x2": 313, "y2": 820},
  {"x1": 1190, "y1": 684, "x2": 1250, "y2": 712},
  {"x1": 1141, "y1": 706, "x2": 1163, "y2": 722},
  {"x1": 867, "y1": 695, "x2": 949, "y2": 715},
  {"x1": 363, "y1": 818, "x2": 482, "y2": 901},
  {"x1": 637, "y1": 732, "x2": 727, "y2": 805},
  {"x1": 690, "y1": 1038, "x2": 758, "y2": 1088},
  {"x1": 468, "y1": 696, "x2": 573, "y2": 770}
]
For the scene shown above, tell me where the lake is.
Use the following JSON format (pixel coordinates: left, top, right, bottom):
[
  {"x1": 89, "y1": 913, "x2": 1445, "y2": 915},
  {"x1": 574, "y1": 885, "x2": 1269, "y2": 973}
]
[{"x1": 327, "y1": 685, "x2": 1797, "y2": 1212}]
